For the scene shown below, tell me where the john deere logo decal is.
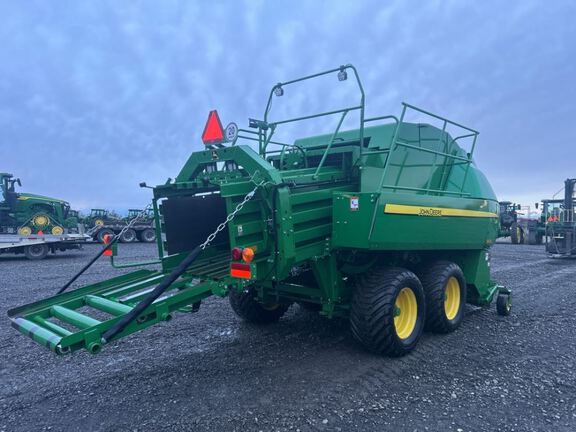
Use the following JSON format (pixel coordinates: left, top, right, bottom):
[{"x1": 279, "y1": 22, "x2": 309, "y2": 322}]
[
  {"x1": 384, "y1": 204, "x2": 498, "y2": 218},
  {"x1": 418, "y1": 207, "x2": 442, "y2": 217}
]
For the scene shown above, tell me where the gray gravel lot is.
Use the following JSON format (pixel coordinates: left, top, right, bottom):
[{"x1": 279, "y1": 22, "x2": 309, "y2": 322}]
[{"x1": 1, "y1": 243, "x2": 576, "y2": 431}]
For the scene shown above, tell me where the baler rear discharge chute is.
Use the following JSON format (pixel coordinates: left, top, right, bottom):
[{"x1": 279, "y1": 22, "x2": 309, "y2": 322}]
[{"x1": 8, "y1": 65, "x2": 511, "y2": 357}]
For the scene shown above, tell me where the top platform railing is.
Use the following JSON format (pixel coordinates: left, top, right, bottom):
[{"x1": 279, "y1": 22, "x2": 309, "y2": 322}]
[
  {"x1": 244, "y1": 65, "x2": 367, "y2": 177},
  {"x1": 231, "y1": 65, "x2": 478, "y2": 195},
  {"x1": 376, "y1": 102, "x2": 479, "y2": 197}
]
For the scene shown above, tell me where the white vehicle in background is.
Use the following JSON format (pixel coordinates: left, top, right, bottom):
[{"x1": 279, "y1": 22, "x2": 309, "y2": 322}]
[{"x1": 0, "y1": 233, "x2": 90, "y2": 260}]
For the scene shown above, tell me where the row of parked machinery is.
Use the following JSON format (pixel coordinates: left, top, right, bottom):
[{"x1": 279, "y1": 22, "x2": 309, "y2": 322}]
[
  {"x1": 0, "y1": 172, "x2": 154, "y2": 259},
  {"x1": 497, "y1": 178, "x2": 576, "y2": 257}
]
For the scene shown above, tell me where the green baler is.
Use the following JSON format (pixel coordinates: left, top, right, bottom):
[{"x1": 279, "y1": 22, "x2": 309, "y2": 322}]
[{"x1": 8, "y1": 65, "x2": 511, "y2": 357}]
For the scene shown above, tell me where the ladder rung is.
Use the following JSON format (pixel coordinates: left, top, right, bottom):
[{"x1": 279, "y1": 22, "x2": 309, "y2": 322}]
[
  {"x1": 11, "y1": 317, "x2": 62, "y2": 352},
  {"x1": 85, "y1": 295, "x2": 132, "y2": 316},
  {"x1": 32, "y1": 316, "x2": 73, "y2": 337},
  {"x1": 51, "y1": 305, "x2": 101, "y2": 329}
]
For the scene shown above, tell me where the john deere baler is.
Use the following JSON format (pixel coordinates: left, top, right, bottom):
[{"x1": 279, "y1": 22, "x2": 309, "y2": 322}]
[{"x1": 8, "y1": 65, "x2": 511, "y2": 358}]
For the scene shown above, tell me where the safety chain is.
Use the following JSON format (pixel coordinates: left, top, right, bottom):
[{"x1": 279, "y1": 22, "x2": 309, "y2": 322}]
[
  {"x1": 199, "y1": 180, "x2": 265, "y2": 250},
  {"x1": 114, "y1": 204, "x2": 153, "y2": 240}
]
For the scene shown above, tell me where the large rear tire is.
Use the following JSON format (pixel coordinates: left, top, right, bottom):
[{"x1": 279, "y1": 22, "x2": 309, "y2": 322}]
[
  {"x1": 350, "y1": 266, "x2": 425, "y2": 357},
  {"x1": 229, "y1": 288, "x2": 290, "y2": 324},
  {"x1": 419, "y1": 261, "x2": 466, "y2": 333}
]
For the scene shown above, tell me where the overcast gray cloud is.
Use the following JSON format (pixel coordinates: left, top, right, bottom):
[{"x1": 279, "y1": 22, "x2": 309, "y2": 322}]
[{"x1": 0, "y1": 0, "x2": 575, "y2": 212}]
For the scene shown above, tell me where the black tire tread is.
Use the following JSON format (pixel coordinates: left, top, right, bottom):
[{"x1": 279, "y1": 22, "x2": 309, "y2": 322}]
[
  {"x1": 139, "y1": 228, "x2": 156, "y2": 243},
  {"x1": 229, "y1": 289, "x2": 289, "y2": 324},
  {"x1": 419, "y1": 261, "x2": 466, "y2": 334},
  {"x1": 350, "y1": 266, "x2": 424, "y2": 357},
  {"x1": 496, "y1": 294, "x2": 512, "y2": 316}
]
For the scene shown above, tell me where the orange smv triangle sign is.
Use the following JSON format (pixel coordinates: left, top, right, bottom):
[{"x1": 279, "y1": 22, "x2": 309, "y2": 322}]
[{"x1": 201, "y1": 110, "x2": 225, "y2": 145}]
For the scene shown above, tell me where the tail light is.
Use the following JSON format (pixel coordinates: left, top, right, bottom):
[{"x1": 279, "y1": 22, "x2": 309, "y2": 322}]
[
  {"x1": 242, "y1": 247, "x2": 254, "y2": 264},
  {"x1": 231, "y1": 247, "x2": 243, "y2": 261}
]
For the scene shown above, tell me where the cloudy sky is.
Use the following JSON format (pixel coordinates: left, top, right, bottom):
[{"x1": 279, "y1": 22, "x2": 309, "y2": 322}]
[{"x1": 1, "y1": 1, "x2": 575, "y2": 213}]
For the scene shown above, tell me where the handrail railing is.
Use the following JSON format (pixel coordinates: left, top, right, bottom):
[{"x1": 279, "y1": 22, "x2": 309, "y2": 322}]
[
  {"x1": 259, "y1": 65, "x2": 366, "y2": 161},
  {"x1": 366, "y1": 102, "x2": 479, "y2": 240},
  {"x1": 312, "y1": 110, "x2": 349, "y2": 179}
]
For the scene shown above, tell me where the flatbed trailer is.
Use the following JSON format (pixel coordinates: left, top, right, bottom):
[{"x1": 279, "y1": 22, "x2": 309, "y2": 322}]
[{"x1": 0, "y1": 233, "x2": 90, "y2": 260}]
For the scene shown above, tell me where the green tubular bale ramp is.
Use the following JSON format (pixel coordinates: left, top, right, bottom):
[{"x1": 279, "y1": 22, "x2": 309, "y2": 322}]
[{"x1": 7, "y1": 265, "x2": 224, "y2": 354}]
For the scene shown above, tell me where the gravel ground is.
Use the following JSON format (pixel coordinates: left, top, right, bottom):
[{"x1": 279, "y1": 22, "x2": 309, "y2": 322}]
[{"x1": 1, "y1": 243, "x2": 576, "y2": 432}]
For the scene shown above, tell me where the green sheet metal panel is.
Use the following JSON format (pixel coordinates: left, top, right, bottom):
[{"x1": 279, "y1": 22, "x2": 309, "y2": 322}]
[{"x1": 332, "y1": 192, "x2": 499, "y2": 250}]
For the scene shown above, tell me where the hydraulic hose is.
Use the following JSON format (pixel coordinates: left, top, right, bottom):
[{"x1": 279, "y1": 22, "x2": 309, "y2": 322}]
[
  {"x1": 57, "y1": 236, "x2": 121, "y2": 294},
  {"x1": 101, "y1": 245, "x2": 203, "y2": 344}
]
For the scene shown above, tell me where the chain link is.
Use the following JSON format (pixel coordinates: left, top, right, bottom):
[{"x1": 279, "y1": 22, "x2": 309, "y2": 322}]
[
  {"x1": 86, "y1": 205, "x2": 153, "y2": 239},
  {"x1": 199, "y1": 180, "x2": 265, "y2": 250},
  {"x1": 114, "y1": 204, "x2": 153, "y2": 240}
]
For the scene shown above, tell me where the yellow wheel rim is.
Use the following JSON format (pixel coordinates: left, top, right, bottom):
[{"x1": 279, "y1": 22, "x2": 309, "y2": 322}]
[
  {"x1": 517, "y1": 227, "x2": 522, "y2": 242},
  {"x1": 18, "y1": 226, "x2": 32, "y2": 236},
  {"x1": 95, "y1": 219, "x2": 104, "y2": 226},
  {"x1": 33, "y1": 215, "x2": 49, "y2": 227},
  {"x1": 51, "y1": 226, "x2": 64, "y2": 235},
  {"x1": 444, "y1": 276, "x2": 461, "y2": 320},
  {"x1": 393, "y1": 287, "x2": 418, "y2": 340}
]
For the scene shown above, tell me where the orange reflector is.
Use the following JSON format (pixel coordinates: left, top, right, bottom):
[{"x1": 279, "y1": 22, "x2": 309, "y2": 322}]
[
  {"x1": 201, "y1": 110, "x2": 225, "y2": 145},
  {"x1": 230, "y1": 263, "x2": 251, "y2": 279},
  {"x1": 242, "y1": 247, "x2": 254, "y2": 264}
]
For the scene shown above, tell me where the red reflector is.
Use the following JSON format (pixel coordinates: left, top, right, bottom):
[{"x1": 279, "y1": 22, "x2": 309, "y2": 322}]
[
  {"x1": 37, "y1": 231, "x2": 44, "y2": 235},
  {"x1": 201, "y1": 110, "x2": 225, "y2": 145},
  {"x1": 103, "y1": 248, "x2": 113, "y2": 257},
  {"x1": 231, "y1": 247, "x2": 243, "y2": 261},
  {"x1": 230, "y1": 263, "x2": 251, "y2": 279}
]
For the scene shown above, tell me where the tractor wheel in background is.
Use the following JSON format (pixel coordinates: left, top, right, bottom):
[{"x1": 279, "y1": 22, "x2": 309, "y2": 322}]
[
  {"x1": 18, "y1": 226, "x2": 32, "y2": 236},
  {"x1": 119, "y1": 228, "x2": 137, "y2": 243},
  {"x1": 496, "y1": 293, "x2": 512, "y2": 316},
  {"x1": 139, "y1": 228, "x2": 156, "y2": 243},
  {"x1": 510, "y1": 223, "x2": 524, "y2": 244},
  {"x1": 51, "y1": 226, "x2": 64, "y2": 235},
  {"x1": 96, "y1": 228, "x2": 115, "y2": 244},
  {"x1": 229, "y1": 287, "x2": 290, "y2": 324},
  {"x1": 32, "y1": 214, "x2": 50, "y2": 228},
  {"x1": 350, "y1": 266, "x2": 425, "y2": 357},
  {"x1": 24, "y1": 244, "x2": 49, "y2": 260},
  {"x1": 419, "y1": 261, "x2": 466, "y2": 333}
]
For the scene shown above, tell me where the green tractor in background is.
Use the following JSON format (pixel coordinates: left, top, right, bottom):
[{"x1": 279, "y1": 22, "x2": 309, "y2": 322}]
[
  {"x1": 0, "y1": 172, "x2": 76, "y2": 236},
  {"x1": 85, "y1": 208, "x2": 156, "y2": 243},
  {"x1": 498, "y1": 201, "x2": 525, "y2": 244}
]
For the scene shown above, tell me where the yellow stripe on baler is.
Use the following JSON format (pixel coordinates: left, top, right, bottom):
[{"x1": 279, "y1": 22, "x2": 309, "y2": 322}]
[{"x1": 384, "y1": 204, "x2": 498, "y2": 218}]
